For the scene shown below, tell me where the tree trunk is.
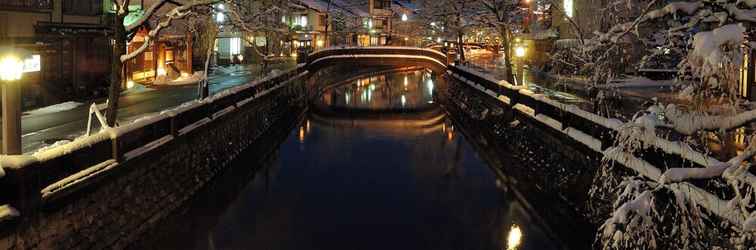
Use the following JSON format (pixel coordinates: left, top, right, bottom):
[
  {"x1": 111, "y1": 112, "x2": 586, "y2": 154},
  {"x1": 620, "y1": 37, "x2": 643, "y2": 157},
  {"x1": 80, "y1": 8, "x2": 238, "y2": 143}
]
[
  {"x1": 106, "y1": 14, "x2": 127, "y2": 127},
  {"x1": 457, "y1": 33, "x2": 465, "y2": 62},
  {"x1": 499, "y1": 25, "x2": 515, "y2": 84},
  {"x1": 199, "y1": 44, "x2": 213, "y2": 99}
]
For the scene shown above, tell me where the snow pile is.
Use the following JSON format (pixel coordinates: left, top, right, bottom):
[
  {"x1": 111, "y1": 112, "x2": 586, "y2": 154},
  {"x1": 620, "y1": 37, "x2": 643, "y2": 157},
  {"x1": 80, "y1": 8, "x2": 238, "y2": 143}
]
[
  {"x1": 33, "y1": 140, "x2": 73, "y2": 156},
  {"x1": 599, "y1": 180, "x2": 658, "y2": 249},
  {"x1": 688, "y1": 24, "x2": 746, "y2": 87},
  {"x1": 644, "y1": 2, "x2": 702, "y2": 20},
  {"x1": 153, "y1": 72, "x2": 205, "y2": 86},
  {"x1": 604, "y1": 77, "x2": 675, "y2": 88},
  {"x1": 122, "y1": 82, "x2": 154, "y2": 95},
  {"x1": 23, "y1": 101, "x2": 83, "y2": 116}
]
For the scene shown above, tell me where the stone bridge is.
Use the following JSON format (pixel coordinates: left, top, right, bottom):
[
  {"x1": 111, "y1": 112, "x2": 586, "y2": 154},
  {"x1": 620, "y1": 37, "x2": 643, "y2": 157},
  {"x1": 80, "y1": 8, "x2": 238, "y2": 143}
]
[{"x1": 305, "y1": 47, "x2": 449, "y2": 73}]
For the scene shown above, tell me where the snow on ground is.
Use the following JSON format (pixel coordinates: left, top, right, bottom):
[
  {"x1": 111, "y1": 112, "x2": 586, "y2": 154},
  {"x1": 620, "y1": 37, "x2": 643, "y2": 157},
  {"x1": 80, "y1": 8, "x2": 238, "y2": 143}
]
[
  {"x1": 122, "y1": 82, "x2": 154, "y2": 94},
  {"x1": 603, "y1": 76, "x2": 676, "y2": 88},
  {"x1": 23, "y1": 101, "x2": 83, "y2": 117},
  {"x1": 33, "y1": 139, "x2": 72, "y2": 154},
  {"x1": 153, "y1": 72, "x2": 205, "y2": 86}
]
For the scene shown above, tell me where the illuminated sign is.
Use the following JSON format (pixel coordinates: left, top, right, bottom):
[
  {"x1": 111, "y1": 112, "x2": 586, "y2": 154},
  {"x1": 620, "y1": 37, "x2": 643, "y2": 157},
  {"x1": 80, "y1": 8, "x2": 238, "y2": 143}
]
[{"x1": 23, "y1": 55, "x2": 40, "y2": 73}]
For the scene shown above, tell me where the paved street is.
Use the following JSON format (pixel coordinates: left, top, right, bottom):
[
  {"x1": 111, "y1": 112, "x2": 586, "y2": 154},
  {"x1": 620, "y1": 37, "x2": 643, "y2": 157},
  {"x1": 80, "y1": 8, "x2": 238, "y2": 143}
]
[{"x1": 14, "y1": 62, "x2": 294, "y2": 154}]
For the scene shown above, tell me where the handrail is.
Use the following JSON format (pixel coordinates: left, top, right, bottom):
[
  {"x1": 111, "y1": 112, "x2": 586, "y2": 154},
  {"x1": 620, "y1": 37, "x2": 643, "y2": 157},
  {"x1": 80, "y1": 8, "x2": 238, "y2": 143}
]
[{"x1": 306, "y1": 47, "x2": 449, "y2": 70}]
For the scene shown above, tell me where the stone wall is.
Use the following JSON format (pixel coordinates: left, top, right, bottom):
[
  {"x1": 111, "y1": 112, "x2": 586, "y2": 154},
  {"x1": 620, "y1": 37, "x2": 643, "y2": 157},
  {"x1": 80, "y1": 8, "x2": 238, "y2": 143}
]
[
  {"x1": 0, "y1": 77, "x2": 307, "y2": 250},
  {"x1": 442, "y1": 75, "x2": 601, "y2": 249}
]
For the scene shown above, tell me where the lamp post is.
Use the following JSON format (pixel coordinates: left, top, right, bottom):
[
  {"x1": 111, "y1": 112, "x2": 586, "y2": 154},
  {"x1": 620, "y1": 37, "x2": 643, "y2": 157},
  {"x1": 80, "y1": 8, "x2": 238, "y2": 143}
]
[{"x1": 0, "y1": 49, "x2": 25, "y2": 155}]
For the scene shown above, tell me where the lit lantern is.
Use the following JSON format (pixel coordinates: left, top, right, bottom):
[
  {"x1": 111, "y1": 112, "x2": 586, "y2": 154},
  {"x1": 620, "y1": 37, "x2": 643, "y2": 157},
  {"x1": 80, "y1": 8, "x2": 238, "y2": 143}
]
[
  {"x1": 515, "y1": 46, "x2": 526, "y2": 57},
  {"x1": 0, "y1": 55, "x2": 23, "y2": 81}
]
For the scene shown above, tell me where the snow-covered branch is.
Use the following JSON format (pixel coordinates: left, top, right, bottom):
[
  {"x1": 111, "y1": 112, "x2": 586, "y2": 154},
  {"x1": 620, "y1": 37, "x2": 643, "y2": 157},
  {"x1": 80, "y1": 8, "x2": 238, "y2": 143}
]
[{"x1": 124, "y1": 0, "x2": 221, "y2": 33}]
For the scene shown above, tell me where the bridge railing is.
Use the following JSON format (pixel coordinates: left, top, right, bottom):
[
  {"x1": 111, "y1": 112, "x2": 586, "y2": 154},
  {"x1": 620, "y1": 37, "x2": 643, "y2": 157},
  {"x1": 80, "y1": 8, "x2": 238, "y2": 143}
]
[
  {"x1": 307, "y1": 47, "x2": 449, "y2": 68},
  {"x1": 0, "y1": 66, "x2": 307, "y2": 216}
]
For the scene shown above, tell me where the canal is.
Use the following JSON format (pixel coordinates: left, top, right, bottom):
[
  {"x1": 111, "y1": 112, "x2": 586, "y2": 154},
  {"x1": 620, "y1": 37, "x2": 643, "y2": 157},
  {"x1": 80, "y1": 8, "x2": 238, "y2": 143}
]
[{"x1": 140, "y1": 68, "x2": 582, "y2": 250}]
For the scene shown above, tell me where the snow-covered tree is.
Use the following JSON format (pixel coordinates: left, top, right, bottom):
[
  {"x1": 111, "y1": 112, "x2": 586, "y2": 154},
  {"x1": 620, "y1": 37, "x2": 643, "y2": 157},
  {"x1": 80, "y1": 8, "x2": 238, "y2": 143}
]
[
  {"x1": 108, "y1": 0, "x2": 221, "y2": 126},
  {"x1": 105, "y1": 0, "x2": 296, "y2": 125},
  {"x1": 477, "y1": 0, "x2": 525, "y2": 83},
  {"x1": 418, "y1": 0, "x2": 479, "y2": 62},
  {"x1": 552, "y1": 0, "x2": 756, "y2": 247}
]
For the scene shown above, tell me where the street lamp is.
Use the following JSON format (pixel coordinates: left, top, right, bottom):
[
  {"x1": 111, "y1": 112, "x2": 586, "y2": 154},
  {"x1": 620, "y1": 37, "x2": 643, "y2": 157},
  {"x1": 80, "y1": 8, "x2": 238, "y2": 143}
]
[
  {"x1": 514, "y1": 46, "x2": 526, "y2": 57},
  {"x1": 0, "y1": 48, "x2": 27, "y2": 155}
]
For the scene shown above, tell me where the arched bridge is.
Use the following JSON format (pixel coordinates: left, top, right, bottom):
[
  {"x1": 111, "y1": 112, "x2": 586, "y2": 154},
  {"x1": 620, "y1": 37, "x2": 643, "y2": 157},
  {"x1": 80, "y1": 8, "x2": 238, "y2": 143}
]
[{"x1": 305, "y1": 47, "x2": 449, "y2": 72}]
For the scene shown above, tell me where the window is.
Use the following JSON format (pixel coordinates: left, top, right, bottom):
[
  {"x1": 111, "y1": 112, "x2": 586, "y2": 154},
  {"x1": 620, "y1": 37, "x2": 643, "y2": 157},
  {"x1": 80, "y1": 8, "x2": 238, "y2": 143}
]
[
  {"x1": 319, "y1": 15, "x2": 327, "y2": 26},
  {"x1": 63, "y1": 0, "x2": 102, "y2": 16},
  {"x1": 293, "y1": 15, "x2": 308, "y2": 27},
  {"x1": 563, "y1": 0, "x2": 574, "y2": 17},
  {"x1": 374, "y1": 0, "x2": 391, "y2": 10},
  {"x1": 165, "y1": 50, "x2": 174, "y2": 63},
  {"x1": 300, "y1": 15, "x2": 308, "y2": 27},
  {"x1": 230, "y1": 37, "x2": 241, "y2": 55},
  {"x1": 0, "y1": 0, "x2": 52, "y2": 10},
  {"x1": 0, "y1": 14, "x2": 7, "y2": 38}
]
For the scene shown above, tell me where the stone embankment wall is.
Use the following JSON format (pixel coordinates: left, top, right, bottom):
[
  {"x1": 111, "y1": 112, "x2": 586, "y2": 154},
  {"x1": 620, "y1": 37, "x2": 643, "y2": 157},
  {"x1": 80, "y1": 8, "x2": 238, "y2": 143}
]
[{"x1": 0, "y1": 68, "x2": 308, "y2": 250}]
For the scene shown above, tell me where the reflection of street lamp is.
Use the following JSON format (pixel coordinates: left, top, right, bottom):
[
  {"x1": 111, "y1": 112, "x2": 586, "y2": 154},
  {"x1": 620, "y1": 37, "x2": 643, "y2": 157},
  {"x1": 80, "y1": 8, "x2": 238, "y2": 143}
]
[{"x1": 0, "y1": 49, "x2": 25, "y2": 155}]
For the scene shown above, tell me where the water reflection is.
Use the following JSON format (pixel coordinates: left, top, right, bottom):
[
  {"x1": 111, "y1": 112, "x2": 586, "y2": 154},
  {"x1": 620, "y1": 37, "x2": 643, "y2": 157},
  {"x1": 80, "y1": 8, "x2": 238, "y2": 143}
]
[
  {"x1": 147, "y1": 69, "x2": 565, "y2": 250},
  {"x1": 322, "y1": 70, "x2": 435, "y2": 110}
]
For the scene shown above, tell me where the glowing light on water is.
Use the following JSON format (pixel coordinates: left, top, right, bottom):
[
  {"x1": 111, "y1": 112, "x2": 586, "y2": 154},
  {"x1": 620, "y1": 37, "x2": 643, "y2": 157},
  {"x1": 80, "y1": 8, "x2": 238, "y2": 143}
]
[
  {"x1": 507, "y1": 225, "x2": 523, "y2": 250},
  {"x1": 298, "y1": 126, "x2": 305, "y2": 142},
  {"x1": 401, "y1": 95, "x2": 406, "y2": 106}
]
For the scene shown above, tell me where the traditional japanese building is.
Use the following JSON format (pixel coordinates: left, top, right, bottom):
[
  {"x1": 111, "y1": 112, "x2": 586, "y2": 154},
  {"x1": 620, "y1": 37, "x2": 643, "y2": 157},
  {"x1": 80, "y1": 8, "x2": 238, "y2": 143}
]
[
  {"x1": 127, "y1": 27, "x2": 193, "y2": 83},
  {"x1": 122, "y1": 1, "x2": 194, "y2": 83},
  {"x1": 0, "y1": 0, "x2": 111, "y2": 109}
]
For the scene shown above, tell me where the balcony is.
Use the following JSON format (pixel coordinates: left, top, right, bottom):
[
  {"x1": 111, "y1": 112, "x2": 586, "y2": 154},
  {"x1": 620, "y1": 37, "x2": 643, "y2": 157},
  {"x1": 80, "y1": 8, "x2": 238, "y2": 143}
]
[{"x1": 0, "y1": 0, "x2": 53, "y2": 12}]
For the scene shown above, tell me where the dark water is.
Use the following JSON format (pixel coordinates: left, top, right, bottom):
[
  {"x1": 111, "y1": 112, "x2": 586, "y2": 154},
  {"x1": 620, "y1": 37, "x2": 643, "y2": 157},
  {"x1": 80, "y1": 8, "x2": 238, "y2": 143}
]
[{"x1": 148, "y1": 70, "x2": 565, "y2": 250}]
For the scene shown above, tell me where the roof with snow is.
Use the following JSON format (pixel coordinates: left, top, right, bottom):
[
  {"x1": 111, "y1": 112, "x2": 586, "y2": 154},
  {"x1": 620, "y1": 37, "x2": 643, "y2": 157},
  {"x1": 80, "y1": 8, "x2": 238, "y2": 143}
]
[{"x1": 293, "y1": 0, "x2": 369, "y2": 17}]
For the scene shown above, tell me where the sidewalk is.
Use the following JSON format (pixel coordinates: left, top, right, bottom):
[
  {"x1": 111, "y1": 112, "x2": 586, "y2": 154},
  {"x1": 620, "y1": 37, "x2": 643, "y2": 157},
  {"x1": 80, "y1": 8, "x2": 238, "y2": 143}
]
[
  {"x1": 464, "y1": 51, "x2": 677, "y2": 118},
  {"x1": 12, "y1": 60, "x2": 296, "y2": 154}
]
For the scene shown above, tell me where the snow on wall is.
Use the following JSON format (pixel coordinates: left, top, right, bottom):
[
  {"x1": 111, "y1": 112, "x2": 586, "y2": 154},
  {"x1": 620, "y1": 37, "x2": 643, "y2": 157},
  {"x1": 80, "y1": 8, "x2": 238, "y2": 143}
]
[{"x1": 453, "y1": 65, "x2": 756, "y2": 230}]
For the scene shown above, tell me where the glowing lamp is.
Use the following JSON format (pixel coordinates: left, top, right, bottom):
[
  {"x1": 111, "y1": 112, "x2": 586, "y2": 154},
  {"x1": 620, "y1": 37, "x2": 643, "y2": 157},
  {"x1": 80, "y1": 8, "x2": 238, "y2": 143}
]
[
  {"x1": 0, "y1": 56, "x2": 23, "y2": 81},
  {"x1": 157, "y1": 67, "x2": 167, "y2": 76},
  {"x1": 514, "y1": 46, "x2": 526, "y2": 57},
  {"x1": 127, "y1": 80, "x2": 135, "y2": 89},
  {"x1": 507, "y1": 225, "x2": 523, "y2": 250}
]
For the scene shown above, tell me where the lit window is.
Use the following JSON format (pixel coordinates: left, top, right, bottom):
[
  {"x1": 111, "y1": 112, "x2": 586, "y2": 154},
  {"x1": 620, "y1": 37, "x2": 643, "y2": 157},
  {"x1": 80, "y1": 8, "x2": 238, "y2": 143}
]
[
  {"x1": 564, "y1": 0, "x2": 574, "y2": 17},
  {"x1": 230, "y1": 37, "x2": 241, "y2": 55},
  {"x1": 300, "y1": 15, "x2": 308, "y2": 27}
]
